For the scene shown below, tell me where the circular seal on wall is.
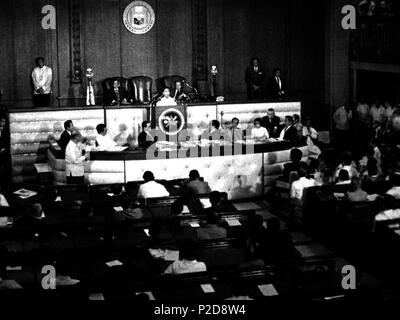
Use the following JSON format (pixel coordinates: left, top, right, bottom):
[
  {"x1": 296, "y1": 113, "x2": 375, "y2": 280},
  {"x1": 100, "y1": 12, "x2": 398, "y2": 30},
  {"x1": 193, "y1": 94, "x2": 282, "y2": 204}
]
[
  {"x1": 158, "y1": 108, "x2": 185, "y2": 136},
  {"x1": 123, "y1": 1, "x2": 155, "y2": 34}
]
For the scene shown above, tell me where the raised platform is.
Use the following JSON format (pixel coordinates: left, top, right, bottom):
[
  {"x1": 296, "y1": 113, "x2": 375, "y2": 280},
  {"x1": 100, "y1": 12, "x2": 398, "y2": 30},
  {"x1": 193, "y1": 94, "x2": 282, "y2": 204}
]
[{"x1": 9, "y1": 100, "x2": 301, "y2": 183}]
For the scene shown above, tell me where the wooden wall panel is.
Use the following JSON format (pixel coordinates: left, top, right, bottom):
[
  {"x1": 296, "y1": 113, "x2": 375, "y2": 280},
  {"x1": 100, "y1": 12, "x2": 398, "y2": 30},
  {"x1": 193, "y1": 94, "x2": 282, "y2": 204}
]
[
  {"x1": 120, "y1": 0, "x2": 157, "y2": 81},
  {"x1": 83, "y1": 0, "x2": 121, "y2": 97},
  {"x1": 0, "y1": 1, "x2": 14, "y2": 104},
  {"x1": 0, "y1": 0, "x2": 328, "y2": 117},
  {"x1": 12, "y1": 0, "x2": 55, "y2": 108},
  {"x1": 156, "y1": 0, "x2": 192, "y2": 83}
]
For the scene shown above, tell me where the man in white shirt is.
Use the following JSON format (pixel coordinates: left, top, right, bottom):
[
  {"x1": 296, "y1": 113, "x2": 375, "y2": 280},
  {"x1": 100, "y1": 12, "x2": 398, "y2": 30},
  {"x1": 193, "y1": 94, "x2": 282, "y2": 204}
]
[
  {"x1": 163, "y1": 243, "x2": 207, "y2": 275},
  {"x1": 65, "y1": 132, "x2": 88, "y2": 184},
  {"x1": 0, "y1": 193, "x2": 9, "y2": 207},
  {"x1": 31, "y1": 57, "x2": 52, "y2": 108},
  {"x1": 137, "y1": 171, "x2": 169, "y2": 199},
  {"x1": 290, "y1": 164, "x2": 319, "y2": 202},
  {"x1": 333, "y1": 102, "x2": 353, "y2": 151},
  {"x1": 226, "y1": 117, "x2": 243, "y2": 143},
  {"x1": 251, "y1": 118, "x2": 269, "y2": 141},
  {"x1": 95, "y1": 124, "x2": 117, "y2": 150},
  {"x1": 156, "y1": 88, "x2": 177, "y2": 107},
  {"x1": 370, "y1": 101, "x2": 386, "y2": 124}
]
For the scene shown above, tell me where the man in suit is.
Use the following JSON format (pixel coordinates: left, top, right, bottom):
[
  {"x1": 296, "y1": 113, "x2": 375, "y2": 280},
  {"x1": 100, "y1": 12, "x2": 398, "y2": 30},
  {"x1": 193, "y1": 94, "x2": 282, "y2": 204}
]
[
  {"x1": 138, "y1": 120, "x2": 154, "y2": 148},
  {"x1": 268, "y1": 68, "x2": 285, "y2": 98},
  {"x1": 245, "y1": 57, "x2": 266, "y2": 100},
  {"x1": 106, "y1": 80, "x2": 129, "y2": 106},
  {"x1": 279, "y1": 116, "x2": 298, "y2": 142},
  {"x1": 183, "y1": 170, "x2": 211, "y2": 196},
  {"x1": 58, "y1": 120, "x2": 73, "y2": 155},
  {"x1": 173, "y1": 81, "x2": 189, "y2": 104},
  {"x1": 262, "y1": 108, "x2": 281, "y2": 138}
]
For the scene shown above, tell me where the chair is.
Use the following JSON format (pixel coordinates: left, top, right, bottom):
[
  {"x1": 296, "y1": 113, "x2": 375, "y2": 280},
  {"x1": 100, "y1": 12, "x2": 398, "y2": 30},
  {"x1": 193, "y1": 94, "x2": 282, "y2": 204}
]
[
  {"x1": 102, "y1": 77, "x2": 129, "y2": 105},
  {"x1": 160, "y1": 75, "x2": 186, "y2": 92},
  {"x1": 128, "y1": 76, "x2": 153, "y2": 104}
]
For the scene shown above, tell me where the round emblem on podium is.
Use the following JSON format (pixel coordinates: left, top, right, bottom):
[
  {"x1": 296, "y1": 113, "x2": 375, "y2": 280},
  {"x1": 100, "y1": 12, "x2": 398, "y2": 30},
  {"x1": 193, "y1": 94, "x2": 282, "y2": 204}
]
[
  {"x1": 159, "y1": 108, "x2": 185, "y2": 136},
  {"x1": 123, "y1": 1, "x2": 155, "y2": 34}
]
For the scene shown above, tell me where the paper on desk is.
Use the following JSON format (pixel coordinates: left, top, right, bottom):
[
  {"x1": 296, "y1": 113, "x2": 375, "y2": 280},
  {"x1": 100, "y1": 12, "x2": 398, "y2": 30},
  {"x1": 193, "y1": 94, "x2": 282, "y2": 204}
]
[
  {"x1": 333, "y1": 193, "x2": 345, "y2": 199},
  {"x1": 136, "y1": 291, "x2": 156, "y2": 300},
  {"x1": 201, "y1": 284, "x2": 215, "y2": 293},
  {"x1": 107, "y1": 193, "x2": 114, "y2": 197},
  {"x1": 34, "y1": 163, "x2": 52, "y2": 173},
  {"x1": 143, "y1": 229, "x2": 150, "y2": 237},
  {"x1": 164, "y1": 249, "x2": 179, "y2": 261},
  {"x1": 89, "y1": 293, "x2": 105, "y2": 300},
  {"x1": 182, "y1": 205, "x2": 190, "y2": 213},
  {"x1": 13, "y1": 188, "x2": 37, "y2": 199},
  {"x1": 189, "y1": 222, "x2": 200, "y2": 228},
  {"x1": 148, "y1": 248, "x2": 165, "y2": 258},
  {"x1": 395, "y1": 230, "x2": 400, "y2": 236},
  {"x1": 6, "y1": 266, "x2": 22, "y2": 271},
  {"x1": 55, "y1": 196, "x2": 62, "y2": 202},
  {"x1": 199, "y1": 198, "x2": 212, "y2": 208},
  {"x1": 0, "y1": 217, "x2": 9, "y2": 226},
  {"x1": 105, "y1": 260, "x2": 123, "y2": 267},
  {"x1": 367, "y1": 194, "x2": 379, "y2": 201},
  {"x1": 113, "y1": 206, "x2": 124, "y2": 212},
  {"x1": 258, "y1": 284, "x2": 279, "y2": 296},
  {"x1": 225, "y1": 218, "x2": 242, "y2": 227}
]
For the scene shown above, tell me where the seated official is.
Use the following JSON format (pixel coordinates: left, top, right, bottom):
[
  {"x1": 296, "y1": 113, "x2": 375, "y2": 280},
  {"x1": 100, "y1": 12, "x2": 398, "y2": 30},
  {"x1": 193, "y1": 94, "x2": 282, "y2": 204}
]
[
  {"x1": 293, "y1": 114, "x2": 303, "y2": 138},
  {"x1": 261, "y1": 108, "x2": 281, "y2": 138},
  {"x1": 106, "y1": 79, "x2": 130, "y2": 106},
  {"x1": 345, "y1": 177, "x2": 368, "y2": 202},
  {"x1": 335, "y1": 151, "x2": 359, "y2": 179},
  {"x1": 279, "y1": 116, "x2": 298, "y2": 142},
  {"x1": 225, "y1": 117, "x2": 243, "y2": 143},
  {"x1": 65, "y1": 131, "x2": 89, "y2": 184},
  {"x1": 196, "y1": 211, "x2": 227, "y2": 240},
  {"x1": 173, "y1": 80, "x2": 190, "y2": 104},
  {"x1": 336, "y1": 169, "x2": 351, "y2": 185},
  {"x1": 137, "y1": 171, "x2": 169, "y2": 199},
  {"x1": 207, "y1": 191, "x2": 236, "y2": 213},
  {"x1": 290, "y1": 163, "x2": 320, "y2": 202},
  {"x1": 163, "y1": 242, "x2": 206, "y2": 275},
  {"x1": 251, "y1": 118, "x2": 269, "y2": 141},
  {"x1": 261, "y1": 218, "x2": 295, "y2": 263},
  {"x1": 208, "y1": 120, "x2": 222, "y2": 140},
  {"x1": 156, "y1": 87, "x2": 177, "y2": 107},
  {"x1": 361, "y1": 157, "x2": 383, "y2": 183},
  {"x1": 58, "y1": 120, "x2": 74, "y2": 154},
  {"x1": 183, "y1": 170, "x2": 211, "y2": 196},
  {"x1": 281, "y1": 148, "x2": 304, "y2": 182},
  {"x1": 15, "y1": 203, "x2": 49, "y2": 242},
  {"x1": 138, "y1": 121, "x2": 154, "y2": 148},
  {"x1": 95, "y1": 124, "x2": 117, "y2": 150}
]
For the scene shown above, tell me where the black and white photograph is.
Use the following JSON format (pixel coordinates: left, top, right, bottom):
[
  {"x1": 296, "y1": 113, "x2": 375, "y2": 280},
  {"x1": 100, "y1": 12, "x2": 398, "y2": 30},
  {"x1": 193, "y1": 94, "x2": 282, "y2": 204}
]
[{"x1": 0, "y1": 0, "x2": 400, "y2": 314}]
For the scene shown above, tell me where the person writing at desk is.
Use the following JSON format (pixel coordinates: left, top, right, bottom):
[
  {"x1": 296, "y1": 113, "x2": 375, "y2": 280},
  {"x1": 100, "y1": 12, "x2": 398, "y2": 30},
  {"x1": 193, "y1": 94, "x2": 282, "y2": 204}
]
[
  {"x1": 95, "y1": 124, "x2": 117, "y2": 150},
  {"x1": 106, "y1": 80, "x2": 129, "y2": 106},
  {"x1": 156, "y1": 87, "x2": 177, "y2": 107},
  {"x1": 251, "y1": 118, "x2": 269, "y2": 141}
]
